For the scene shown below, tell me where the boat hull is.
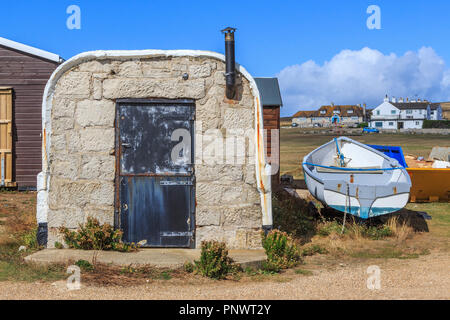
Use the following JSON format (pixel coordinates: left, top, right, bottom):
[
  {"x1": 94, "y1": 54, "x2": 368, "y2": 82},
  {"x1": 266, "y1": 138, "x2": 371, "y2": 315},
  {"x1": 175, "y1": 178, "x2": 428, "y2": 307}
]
[{"x1": 303, "y1": 137, "x2": 412, "y2": 219}]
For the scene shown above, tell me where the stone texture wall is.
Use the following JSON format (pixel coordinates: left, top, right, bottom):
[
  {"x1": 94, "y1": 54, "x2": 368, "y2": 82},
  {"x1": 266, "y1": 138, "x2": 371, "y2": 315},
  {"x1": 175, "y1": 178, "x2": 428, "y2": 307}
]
[{"x1": 47, "y1": 55, "x2": 262, "y2": 249}]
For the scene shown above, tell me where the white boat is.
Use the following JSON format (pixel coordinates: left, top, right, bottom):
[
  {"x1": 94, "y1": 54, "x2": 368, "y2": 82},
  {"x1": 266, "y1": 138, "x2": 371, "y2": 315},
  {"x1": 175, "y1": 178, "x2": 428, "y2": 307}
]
[{"x1": 302, "y1": 137, "x2": 411, "y2": 219}]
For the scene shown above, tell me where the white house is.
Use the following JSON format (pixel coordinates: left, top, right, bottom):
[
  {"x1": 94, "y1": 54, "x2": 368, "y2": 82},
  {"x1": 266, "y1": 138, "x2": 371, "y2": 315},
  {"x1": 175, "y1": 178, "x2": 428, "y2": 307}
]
[{"x1": 369, "y1": 96, "x2": 443, "y2": 129}]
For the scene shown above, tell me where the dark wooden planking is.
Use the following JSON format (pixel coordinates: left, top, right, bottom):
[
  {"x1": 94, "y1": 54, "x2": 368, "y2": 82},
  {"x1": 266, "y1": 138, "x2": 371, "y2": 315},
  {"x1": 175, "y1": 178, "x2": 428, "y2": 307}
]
[
  {"x1": 263, "y1": 106, "x2": 280, "y2": 186},
  {"x1": 0, "y1": 44, "x2": 59, "y2": 188}
]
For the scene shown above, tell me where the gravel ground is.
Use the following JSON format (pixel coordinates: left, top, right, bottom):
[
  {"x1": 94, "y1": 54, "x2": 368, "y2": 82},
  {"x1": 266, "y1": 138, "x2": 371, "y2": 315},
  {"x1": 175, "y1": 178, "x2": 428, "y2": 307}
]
[{"x1": 0, "y1": 251, "x2": 448, "y2": 300}]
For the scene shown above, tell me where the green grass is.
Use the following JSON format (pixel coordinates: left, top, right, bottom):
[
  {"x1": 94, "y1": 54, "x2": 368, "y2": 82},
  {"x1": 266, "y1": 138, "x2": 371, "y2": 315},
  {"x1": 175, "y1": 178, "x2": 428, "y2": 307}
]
[
  {"x1": 350, "y1": 247, "x2": 430, "y2": 260},
  {"x1": 0, "y1": 243, "x2": 66, "y2": 282},
  {"x1": 406, "y1": 203, "x2": 450, "y2": 238},
  {"x1": 294, "y1": 268, "x2": 313, "y2": 276}
]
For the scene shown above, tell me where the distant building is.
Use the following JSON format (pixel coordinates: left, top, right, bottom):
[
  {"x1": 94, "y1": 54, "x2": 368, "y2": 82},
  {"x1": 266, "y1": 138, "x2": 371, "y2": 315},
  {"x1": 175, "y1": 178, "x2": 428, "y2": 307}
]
[
  {"x1": 292, "y1": 104, "x2": 365, "y2": 127},
  {"x1": 369, "y1": 96, "x2": 443, "y2": 129}
]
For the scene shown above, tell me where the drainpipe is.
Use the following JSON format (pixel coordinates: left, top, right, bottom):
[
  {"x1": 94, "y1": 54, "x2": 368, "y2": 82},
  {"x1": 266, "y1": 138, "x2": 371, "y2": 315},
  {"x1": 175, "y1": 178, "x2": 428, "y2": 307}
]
[{"x1": 221, "y1": 27, "x2": 237, "y2": 100}]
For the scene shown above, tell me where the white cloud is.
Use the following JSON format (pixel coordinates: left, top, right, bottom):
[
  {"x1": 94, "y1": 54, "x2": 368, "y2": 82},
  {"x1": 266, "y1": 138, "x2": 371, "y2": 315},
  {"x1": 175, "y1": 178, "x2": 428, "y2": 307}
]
[{"x1": 277, "y1": 47, "x2": 450, "y2": 116}]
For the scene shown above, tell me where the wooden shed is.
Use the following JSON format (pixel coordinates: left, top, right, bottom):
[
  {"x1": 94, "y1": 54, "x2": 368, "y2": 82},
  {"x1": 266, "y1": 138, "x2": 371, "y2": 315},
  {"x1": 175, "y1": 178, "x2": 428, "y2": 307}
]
[
  {"x1": 254, "y1": 78, "x2": 283, "y2": 186},
  {"x1": 0, "y1": 37, "x2": 63, "y2": 189}
]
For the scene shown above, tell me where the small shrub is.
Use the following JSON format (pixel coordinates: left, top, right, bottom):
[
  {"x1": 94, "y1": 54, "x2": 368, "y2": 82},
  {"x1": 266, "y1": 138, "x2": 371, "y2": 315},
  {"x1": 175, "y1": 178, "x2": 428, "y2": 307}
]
[
  {"x1": 59, "y1": 217, "x2": 137, "y2": 252},
  {"x1": 21, "y1": 229, "x2": 38, "y2": 249},
  {"x1": 194, "y1": 241, "x2": 235, "y2": 279},
  {"x1": 183, "y1": 261, "x2": 194, "y2": 273},
  {"x1": 54, "y1": 241, "x2": 64, "y2": 249},
  {"x1": 75, "y1": 259, "x2": 93, "y2": 271},
  {"x1": 261, "y1": 229, "x2": 301, "y2": 272}
]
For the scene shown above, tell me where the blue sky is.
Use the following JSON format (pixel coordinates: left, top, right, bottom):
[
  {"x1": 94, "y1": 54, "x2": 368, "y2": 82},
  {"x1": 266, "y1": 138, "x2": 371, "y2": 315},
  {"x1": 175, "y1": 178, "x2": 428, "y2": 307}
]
[{"x1": 1, "y1": 0, "x2": 450, "y2": 116}]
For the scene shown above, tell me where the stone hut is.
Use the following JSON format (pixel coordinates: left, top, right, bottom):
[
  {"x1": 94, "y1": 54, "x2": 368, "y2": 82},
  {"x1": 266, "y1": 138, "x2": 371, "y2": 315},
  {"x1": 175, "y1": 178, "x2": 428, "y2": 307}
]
[{"x1": 36, "y1": 50, "x2": 272, "y2": 249}]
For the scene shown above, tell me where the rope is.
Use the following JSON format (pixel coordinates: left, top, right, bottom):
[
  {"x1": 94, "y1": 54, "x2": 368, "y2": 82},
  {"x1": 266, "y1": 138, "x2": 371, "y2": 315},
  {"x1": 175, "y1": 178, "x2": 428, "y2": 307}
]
[
  {"x1": 341, "y1": 184, "x2": 349, "y2": 234},
  {"x1": 302, "y1": 162, "x2": 404, "y2": 172},
  {"x1": 334, "y1": 138, "x2": 345, "y2": 167}
]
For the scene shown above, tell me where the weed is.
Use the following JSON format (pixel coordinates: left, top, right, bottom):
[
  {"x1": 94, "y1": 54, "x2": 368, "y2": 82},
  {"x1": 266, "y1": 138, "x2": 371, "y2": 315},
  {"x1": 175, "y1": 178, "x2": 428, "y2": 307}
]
[
  {"x1": 262, "y1": 229, "x2": 301, "y2": 272},
  {"x1": 194, "y1": 241, "x2": 236, "y2": 279},
  {"x1": 54, "y1": 241, "x2": 64, "y2": 249},
  {"x1": 75, "y1": 259, "x2": 93, "y2": 271},
  {"x1": 59, "y1": 217, "x2": 137, "y2": 252},
  {"x1": 21, "y1": 228, "x2": 38, "y2": 249},
  {"x1": 159, "y1": 271, "x2": 172, "y2": 280},
  {"x1": 183, "y1": 261, "x2": 194, "y2": 273}
]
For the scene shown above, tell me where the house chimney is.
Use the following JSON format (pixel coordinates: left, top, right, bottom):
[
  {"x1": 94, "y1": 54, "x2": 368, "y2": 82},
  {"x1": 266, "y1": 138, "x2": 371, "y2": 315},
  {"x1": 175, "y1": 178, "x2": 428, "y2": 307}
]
[
  {"x1": 221, "y1": 27, "x2": 237, "y2": 100},
  {"x1": 384, "y1": 94, "x2": 389, "y2": 102},
  {"x1": 363, "y1": 103, "x2": 367, "y2": 121},
  {"x1": 399, "y1": 97, "x2": 404, "y2": 103},
  {"x1": 391, "y1": 96, "x2": 396, "y2": 103},
  {"x1": 406, "y1": 97, "x2": 409, "y2": 102}
]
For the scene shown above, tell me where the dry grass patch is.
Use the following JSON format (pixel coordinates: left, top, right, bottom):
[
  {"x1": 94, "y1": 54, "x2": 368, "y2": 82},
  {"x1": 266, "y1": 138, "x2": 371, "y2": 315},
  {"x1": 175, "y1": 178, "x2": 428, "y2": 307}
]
[{"x1": 386, "y1": 216, "x2": 414, "y2": 242}]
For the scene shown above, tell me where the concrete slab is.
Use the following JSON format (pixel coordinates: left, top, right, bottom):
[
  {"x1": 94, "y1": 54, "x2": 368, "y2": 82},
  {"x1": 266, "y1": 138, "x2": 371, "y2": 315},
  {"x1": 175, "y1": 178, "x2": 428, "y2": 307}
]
[
  {"x1": 25, "y1": 248, "x2": 266, "y2": 269},
  {"x1": 429, "y1": 147, "x2": 450, "y2": 161}
]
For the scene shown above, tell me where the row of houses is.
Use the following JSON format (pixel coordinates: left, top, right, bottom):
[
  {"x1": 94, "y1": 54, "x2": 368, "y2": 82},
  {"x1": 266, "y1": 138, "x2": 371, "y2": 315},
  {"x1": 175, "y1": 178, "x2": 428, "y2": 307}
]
[
  {"x1": 292, "y1": 96, "x2": 444, "y2": 129},
  {"x1": 369, "y1": 96, "x2": 443, "y2": 129},
  {"x1": 292, "y1": 104, "x2": 368, "y2": 127}
]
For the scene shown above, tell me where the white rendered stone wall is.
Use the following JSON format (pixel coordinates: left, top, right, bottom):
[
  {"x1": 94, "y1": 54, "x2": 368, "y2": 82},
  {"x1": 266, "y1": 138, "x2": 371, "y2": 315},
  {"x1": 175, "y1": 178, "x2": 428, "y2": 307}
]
[{"x1": 46, "y1": 55, "x2": 263, "y2": 249}]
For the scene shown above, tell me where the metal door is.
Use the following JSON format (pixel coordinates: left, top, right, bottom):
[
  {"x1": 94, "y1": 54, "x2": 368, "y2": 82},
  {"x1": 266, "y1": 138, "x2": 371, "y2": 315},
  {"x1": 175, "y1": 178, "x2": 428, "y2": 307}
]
[{"x1": 116, "y1": 99, "x2": 195, "y2": 247}]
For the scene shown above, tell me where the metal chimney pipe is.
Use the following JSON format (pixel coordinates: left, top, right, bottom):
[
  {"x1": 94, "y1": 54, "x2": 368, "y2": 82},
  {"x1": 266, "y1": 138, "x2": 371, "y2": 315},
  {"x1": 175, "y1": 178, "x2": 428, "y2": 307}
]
[{"x1": 221, "y1": 27, "x2": 237, "y2": 99}]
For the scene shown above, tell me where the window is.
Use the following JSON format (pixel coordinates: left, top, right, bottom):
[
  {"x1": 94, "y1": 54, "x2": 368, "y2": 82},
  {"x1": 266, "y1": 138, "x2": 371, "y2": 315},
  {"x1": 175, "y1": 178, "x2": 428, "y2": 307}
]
[
  {"x1": 351, "y1": 116, "x2": 358, "y2": 120},
  {"x1": 391, "y1": 110, "x2": 396, "y2": 114},
  {"x1": 389, "y1": 122, "x2": 394, "y2": 126},
  {"x1": 415, "y1": 121, "x2": 420, "y2": 125},
  {"x1": 431, "y1": 111, "x2": 434, "y2": 115},
  {"x1": 376, "y1": 110, "x2": 380, "y2": 115},
  {"x1": 347, "y1": 110, "x2": 353, "y2": 114},
  {"x1": 320, "y1": 110, "x2": 326, "y2": 114},
  {"x1": 333, "y1": 110, "x2": 340, "y2": 114},
  {"x1": 375, "y1": 122, "x2": 383, "y2": 127},
  {"x1": 406, "y1": 110, "x2": 412, "y2": 114}
]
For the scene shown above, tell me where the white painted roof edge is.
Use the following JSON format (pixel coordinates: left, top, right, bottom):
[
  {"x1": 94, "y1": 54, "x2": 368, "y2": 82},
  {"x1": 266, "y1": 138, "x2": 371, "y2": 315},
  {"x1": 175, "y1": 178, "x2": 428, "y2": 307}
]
[
  {"x1": 38, "y1": 49, "x2": 272, "y2": 227},
  {"x1": 0, "y1": 36, "x2": 63, "y2": 63}
]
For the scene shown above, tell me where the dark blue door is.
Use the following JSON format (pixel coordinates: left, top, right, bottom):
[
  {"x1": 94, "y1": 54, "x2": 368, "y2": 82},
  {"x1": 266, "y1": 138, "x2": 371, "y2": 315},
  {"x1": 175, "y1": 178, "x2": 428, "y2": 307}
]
[{"x1": 116, "y1": 100, "x2": 195, "y2": 247}]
